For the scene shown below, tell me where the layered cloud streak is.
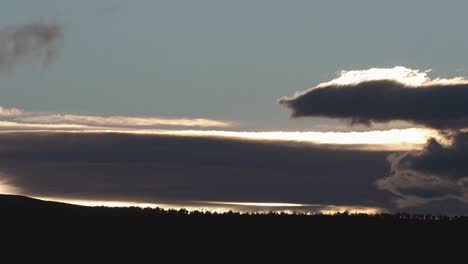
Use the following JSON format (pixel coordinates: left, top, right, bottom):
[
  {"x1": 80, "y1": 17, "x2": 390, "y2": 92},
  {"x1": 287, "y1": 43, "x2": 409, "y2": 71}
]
[{"x1": 18, "y1": 113, "x2": 233, "y2": 128}]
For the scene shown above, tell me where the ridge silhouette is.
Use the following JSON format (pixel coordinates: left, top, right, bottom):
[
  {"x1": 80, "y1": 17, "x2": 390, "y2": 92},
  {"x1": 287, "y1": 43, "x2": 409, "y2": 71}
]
[{"x1": 1, "y1": 194, "x2": 467, "y2": 259}]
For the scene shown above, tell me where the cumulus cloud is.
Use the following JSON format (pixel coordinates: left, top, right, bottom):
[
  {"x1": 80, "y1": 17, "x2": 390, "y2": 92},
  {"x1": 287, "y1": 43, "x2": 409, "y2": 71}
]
[
  {"x1": 279, "y1": 66, "x2": 468, "y2": 130},
  {"x1": 0, "y1": 132, "x2": 393, "y2": 210},
  {"x1": 0, "y1": 21, "x2": 62, "y2": 68},
  {"x1": 376, "y1": 132, "x2": 468, "y2": 208},
  {"x1": 278, "y1": 66, "x2": 468, "y2": 210},
  {"x1": 18, "y1": 113, "x2": 232, "y2": 128}
]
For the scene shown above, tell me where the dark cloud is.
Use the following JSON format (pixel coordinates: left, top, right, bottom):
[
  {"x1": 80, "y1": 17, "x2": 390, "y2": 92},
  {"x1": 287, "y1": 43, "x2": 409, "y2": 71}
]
[
  {"x1": 0, "y1": 21, "x2": 62, "y2": 68},
  {"x1": 398, "y1": 186, "x2": 463, "y2": 199},
  {"x1": 279, "y1": 80, "x2": 468, "y2": 130},
  {"x1": 0, "y1": 132, "x2": 392, "y2": 209},
  {"x1": 376, "y1": 132, "x2": 468, "y2": 208},
  {"x1": 278, "y1": 68, "x2": 468, "y2": 211},
  {"x1": 399, "y1": 198, "x2": 468, "y2": 216},
  {"x1": 398, "y1": 135, "x2": 468, "y2": 179}
]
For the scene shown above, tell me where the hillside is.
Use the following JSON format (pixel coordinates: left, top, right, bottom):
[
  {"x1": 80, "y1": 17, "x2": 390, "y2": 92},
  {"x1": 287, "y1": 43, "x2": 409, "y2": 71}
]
[{"x1": 0, "y1": 194, "x2": 467, "y2": 259}]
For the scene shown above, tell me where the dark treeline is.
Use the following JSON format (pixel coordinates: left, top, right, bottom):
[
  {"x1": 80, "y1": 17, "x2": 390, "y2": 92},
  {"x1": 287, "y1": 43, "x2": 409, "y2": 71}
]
[{"x1": 1, "y1": 194, "x2": 467, "y2": 260}]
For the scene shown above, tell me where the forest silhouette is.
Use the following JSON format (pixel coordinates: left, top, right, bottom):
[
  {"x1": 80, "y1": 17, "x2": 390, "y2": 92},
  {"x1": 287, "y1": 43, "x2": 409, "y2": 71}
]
[{"x1": 1, "y1": 194, "x2": 467, "y2": 260}]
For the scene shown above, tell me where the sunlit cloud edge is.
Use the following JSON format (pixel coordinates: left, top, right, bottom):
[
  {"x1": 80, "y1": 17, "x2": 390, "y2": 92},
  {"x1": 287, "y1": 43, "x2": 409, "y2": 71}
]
[
  {"x1": 32, "y1": 196, "x2": 387, "y2": 215},
  {"x1": 0, "y1": 121, "x2": 442, "y2": 151}
]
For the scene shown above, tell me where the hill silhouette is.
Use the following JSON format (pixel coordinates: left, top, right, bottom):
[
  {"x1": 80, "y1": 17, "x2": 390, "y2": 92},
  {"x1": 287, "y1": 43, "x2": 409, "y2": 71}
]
[
  {"x1": 0, "y1": 194, "x2": 81, "y2": 209},
  {"x1": 1, "y1": 194, "x2": 467, "y2": 260}
]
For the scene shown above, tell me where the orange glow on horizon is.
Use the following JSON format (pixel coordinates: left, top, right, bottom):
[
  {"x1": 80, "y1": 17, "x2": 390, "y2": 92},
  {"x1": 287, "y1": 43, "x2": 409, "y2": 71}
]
[
  {"x1": 29, "y1": 196, "x2": 386, "y2": 214},
  {"x1": 0, "y1": 179, "x2": 18, "y2": 195}
]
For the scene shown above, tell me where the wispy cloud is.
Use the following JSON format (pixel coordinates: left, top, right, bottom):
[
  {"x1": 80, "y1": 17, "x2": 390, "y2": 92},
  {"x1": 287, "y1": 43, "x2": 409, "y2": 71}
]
[
  {"x1": 0, "y1": 120, "x2": 103, "y2": 130},
  {"x1": 18, "y1": 113, "x2": 233, "y2": 128},
  {"x1": 0, "y1": 105, "x2": 233, "y2": 128},
  {"x1": 0, "y1": 106, "x2": 23, "y2": 117},
  {"x1": 0, "y1": 21, "x2": 62, "y2": 68}
]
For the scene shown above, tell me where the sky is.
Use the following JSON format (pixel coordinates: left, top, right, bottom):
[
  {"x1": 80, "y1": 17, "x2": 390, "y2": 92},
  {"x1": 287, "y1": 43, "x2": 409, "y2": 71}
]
[{"x1": 2, "y1": 1, "x2": 468, "y2": 214}]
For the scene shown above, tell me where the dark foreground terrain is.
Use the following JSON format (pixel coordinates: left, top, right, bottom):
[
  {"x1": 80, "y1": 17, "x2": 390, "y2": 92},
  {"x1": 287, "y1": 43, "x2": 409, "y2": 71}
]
[{"x1": 1, "y1": 194, "x2": 467, "y2": 260}]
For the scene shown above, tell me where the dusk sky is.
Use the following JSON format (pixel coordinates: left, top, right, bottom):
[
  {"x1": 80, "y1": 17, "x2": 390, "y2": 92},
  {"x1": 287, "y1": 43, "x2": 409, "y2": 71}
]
[{"x1": 2, "y1": 0, "x2": 468, "y2": 214}]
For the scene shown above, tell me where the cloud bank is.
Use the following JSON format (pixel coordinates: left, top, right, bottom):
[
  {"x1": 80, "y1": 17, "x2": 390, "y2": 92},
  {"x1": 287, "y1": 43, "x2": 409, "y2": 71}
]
[
  {"x1": 0, "y1": 21, "x2": 62, "y2": 68},
  {"x1": 279, "y1": 66, "x2": 468, "y2": 210},
  {"x1": 376, "y1": 132, "x2": 468, "y2": 208},
  {"x1": 0, "y1": 132, "x2": 393, "y2": 211},
  {"x1": 279, "y1": 66, "x2": 468, "y2": 129}
]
